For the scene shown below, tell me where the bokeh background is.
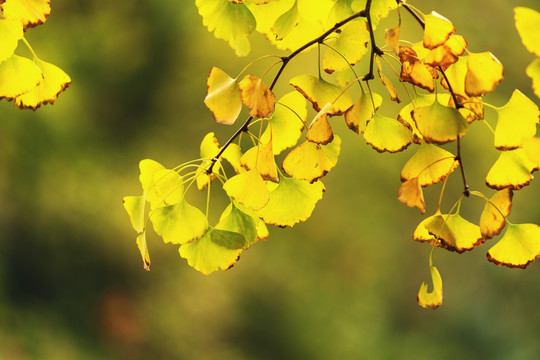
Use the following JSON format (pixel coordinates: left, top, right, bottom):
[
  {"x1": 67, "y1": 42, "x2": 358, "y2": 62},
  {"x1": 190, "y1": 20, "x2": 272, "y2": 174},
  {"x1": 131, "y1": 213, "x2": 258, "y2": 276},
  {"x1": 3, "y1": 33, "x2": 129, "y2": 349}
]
[{"x1": 1, "y1": 0, "x2": 540, "y2": 359}]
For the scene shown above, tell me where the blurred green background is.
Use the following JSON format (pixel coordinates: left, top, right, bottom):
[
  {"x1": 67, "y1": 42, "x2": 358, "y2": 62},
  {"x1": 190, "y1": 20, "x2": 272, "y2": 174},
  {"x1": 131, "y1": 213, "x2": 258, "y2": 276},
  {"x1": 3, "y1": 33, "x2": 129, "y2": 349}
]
[{"x1": 1, "y1": 0, "x2": 539, "y2": 359}]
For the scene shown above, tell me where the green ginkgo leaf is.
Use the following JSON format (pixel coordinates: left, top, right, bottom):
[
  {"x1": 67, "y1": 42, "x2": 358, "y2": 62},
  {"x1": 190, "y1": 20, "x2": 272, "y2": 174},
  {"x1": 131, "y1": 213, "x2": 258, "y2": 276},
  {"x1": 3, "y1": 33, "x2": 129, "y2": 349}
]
[
  {"x1": 344, "y1": 92, "x2": 382, "y2": 134},
  {"x1": 493, "y1": 90, "x2": 539, "y2": 150},
  {"x1": 0, "y1": 18, "x2": 23, "y2": 64},
  {"x1": 322, "y1": 19, "x2": 369, "y2": 74},
  {"x1": 486, "y1": 149, "x2": 538, "y2": 190},
  {"x1": 216, "y1": 202, "x2": 258, "y2": 248},
  {"x1": 204, "y1": 66, "x2": 243, "y2": 125},
  {"x1": 290, "y1": 74, "x2": 352, "y2": 115},
  {"x1": 179, "y1": 227, "x2": 245, "y2": 275},
  {"x1": 151, "y1": 199, "x2": 208, "y2": 245},
  {"x1": 123, "y1": 195, "x2": 146, "y2": 233},
  {"x1": 487, "y1": 224, "x2": 540, "y2": 269},
  {"x1": 223, "y1": 169, "x2": 270, "y2": 211},
  {"x1": 400, "y1": 143, "x2": 457, "y2": 187},
  {"x1": 0, "y1": 54, "x2": 41, "y2": 100},
  {"x1": 364, "y1": 113, "x2": 412, "y2": 153},
  {"x1": 514, "y1": 7, "x2": 540, "y2": 57},
  {"x1": 272, "y1": 0, "x2": 299, "y2": 40},
  {"x1": 526, "y1": 58, "x2": 540, "y2": 99},
  {"x1": 259, "y1": 175, "x2": 325, "y2": 227},
  {"x1": 412, "y1": 98, "x2": 468, "y2": 144}
]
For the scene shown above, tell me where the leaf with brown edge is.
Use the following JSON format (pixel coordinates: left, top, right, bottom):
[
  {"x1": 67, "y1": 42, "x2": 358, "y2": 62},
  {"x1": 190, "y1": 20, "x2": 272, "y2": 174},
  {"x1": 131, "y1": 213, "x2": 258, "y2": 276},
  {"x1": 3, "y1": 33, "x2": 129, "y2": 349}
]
[
  {"x1": 364, "y1": 113, "x2": 411, "y2": 153},
  {"x1": 0, "y1": 54, "x2": 41, "y2": 100},
  {"x1": 398, "y1": 46, "x2": 435, "y2": 92},
  {"x1": 485, "y1": 149, "x2": 538, "y2": 190},
  {"x1": 523, "y1": 137, "x2": 540, "y2": 169},
  {"x1": 0, "y1": 18, "x2": 23, "y2": 63},
  {"x1": 398, "y1": 93, "x2": 446, "y2": 144},
  {"x1": 204, "y1": 66, "x2": 242, "y2": 125},
  {"x1": 424, "y1": 213, "x2": 484, "y2": 253},
  {"x1": 15, "y1": 58, "x2": 71, "y2": 110},
  {"x1": 290, "y1": 74, "x2": 352, "y2": 115},
  {"x1": 306, "y1": 102, "x2": 334, "y2": 145},
  {"x1": 398, "y1": 177, "x2": 425, "y2": 214},
  {"x1": 417, "y1": 264, "x2": 443, "y2": 309},
  {"x1": 493, "y1": 90, "x2": 539, "y2": 150},
  {"x1": 282, "y1": 135, "x2": 341, "y2": 183},
  {"x1": 400, "y1": 142, "x2": 457, "y2": 187},
  {"x1": 487, "y1": 224, "x2": 540, "y2": 269},
  {"x1": 479, "y1": 189, "x2": 513, "y2": 239},
  {"x1": 322, "y1": 19, "x2": 369, "y2": 74},
  {"x1": 413, "y1": 212, "x2": 440, "y2": 246},
  {"x1": 221, "y1": 143, "x2": 244, "y2": 174},
  {"x1": 526, "y1": 59, "x2": 540, "y2": 99},
  {"x1": 136, "y1": 232, "x2": 151, "y2": 271},
  {"x1": 465, "y1": 51, "x2": 504, "y2": 97},
  {"x1": 223, "y1": 169, "x2": 270, "y2": 211},
  {"x1": 412, "y1": 98, "x2": 468, "y2": 144},
  {"x1": 240, "y1": 137, "x2": 278, "y2": 181},
  {"x1": 344, "y1": 92, "x2": 382, "y2": 135},
  {"x1": 239, "y1": 74, "x2": 276, "y2": 118},
  {"x1": 423, "y1": 12, "x2": 455, "y2": 50},
  {"x1": 423, "y1": 35, "x2": 467, "y2": 68},
  {"x1": 514, "y1": 7, "x2": 540, "y2": 57},
  {"x1": 440, "y1": 57, "x2": 468, "y2": 98},
  {"x1": 449, "y1": 94, "x2": 484, "y2": 124},
  {"x1": 376, "y1": 56, "x2": 400, "y2": 103},
  {"x1": 385, "y1": 25, "x2": 400, "y2": 55},
  {"x1": 1, "y1": 0, "x2": 51, "y2": 30}
]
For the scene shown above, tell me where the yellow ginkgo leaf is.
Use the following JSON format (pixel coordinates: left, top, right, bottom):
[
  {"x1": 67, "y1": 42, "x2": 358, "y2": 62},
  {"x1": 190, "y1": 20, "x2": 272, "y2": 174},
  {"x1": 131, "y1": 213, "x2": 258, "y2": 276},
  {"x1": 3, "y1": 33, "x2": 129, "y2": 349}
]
[
  {"x1": 216, "y1": 202, "x2": 258, "y2": 248},
  {"x1": 239, "y1": 74, "x2": 276, "y2": 118},
  {"x1": 0, "y1": 18, "x2": 23, "y2": 63},
  {"x1": 417, "y1": 264, "x2": 443, "y2": 309},
  {"x1": 486, "y1": 149, "x2": 538, "y2": 190},
  {"x1": 487, "y1": 224, "x2": 540, "y2": 269},
  {"x1": 351, "y1": 0, "x2": 397, "y2": 24},
  {"x1": 423, "y1": 35, "x2": 467, "y2": 68},
  {"x1": 240, "y1": 137, "x2": 278, "y2": 181},
  {"x1": 479, "y1": 189, "x2": 513, "y2": 239},
  {"x1": 0, "y1": 54, "x2": 41, "y2": 100},
  {"x1": 398, "y1": 177, "x2": 425, "y2": 214},
  {"x1": 514, "y1": 7, "x2": 540, "y2": 57},
  {"x1": 450, "y1": 94, "x2": 484, "y2": 123},
  {"x1": 326, "y1": 0, "x2": 353, "y2": 26},
  {"x1": 282, "y1": 135, "x2": 341, "y2": 182},
  {"x1": 139, "y1": 159, "x2": 183, "y2": 209},
  {"x1": 204, "y1": 66, "x2": 243, "y2": 125},
  {"x1": 271, "y1": 0, "x2": 299, "y2": 40},
  {"x1": 423, "y1": 11, "x2": 455, "y2": 49},
  {"x1": 290, "y1": 74, "x2": 352, "y2": 114},
  {"x1": 14, "y1": 58, "x2": 71, "y2": 110},
  {"x1": 526, "y1": 58, "x2": 540, "y2": 99},
  {"x1": 306, "y1": 102, "x2": 334, "y2": 145},
  {"x1": 223, "y1": 169, "x2": 270, "y2": 211},
  {"x1": 400, "y1": 142, "x2": 457, "y2": 186},
  {"x1": 465, "y1": 51, "x2": 504, "y2": 97},
  {"x1": 344, "y1": 92, "x2": 383, "y2": 135},
  {"x1": 385, "y1": 25, "x2": 400, "y2": 55},
  {"x1": 136, "y1": 232, "x2": 151, "y2": 271},
  {"x1": 376, "y1": 56, "x2": 400, "y2": 102},
  {"x1": 259, "y1": 175, "x2": 325, "y2": 227},
  {"x1": 123, "y1": 195, "x2": 146, "y2": 233},
  {"x1": 322, "y1": 19, "x2": 369, "y2": 74},
  {"x1": 398, "y1": 94, "x2": 446, "y2": 143},
  {"x1": 1, "y1": 0, "x2": 51, "y2": 30},
  {"x1": 412, "y1": 98, "x2": 468, "y2": 144},
  {"x1": 413, "y1": 212, "x2": 440, "y2": 246},
  {"x1": 198, "y1": 132, "x2": 222, "y2": 189},
  {"x1": 424, "y1": 213, "x2": 484, "y2": 253},
  {"x1": 494, "y1": 90, "x2": 539, "y2": 150},
  {"x1": 440, "y1": 56, "x2": 468, "y2": 98},
  {"x1": 523, "y1": 137, "x2": 540, "y2": 168},
  {"x1": 398, "y1": 46, "x2": 434, "y2": 92},
  {"x1": 364, "y1": 113, "x2": 412, "y2": 153}
]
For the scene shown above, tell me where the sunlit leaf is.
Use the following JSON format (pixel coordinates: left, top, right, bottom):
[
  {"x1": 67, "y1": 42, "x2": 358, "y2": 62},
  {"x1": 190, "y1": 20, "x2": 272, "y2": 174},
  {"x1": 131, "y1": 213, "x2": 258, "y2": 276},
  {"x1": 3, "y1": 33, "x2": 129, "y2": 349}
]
[
  {"x1": 398, "y1": 93, "x2": 446, "y2": 143},
  {"x1": 272, "y1": 0, "x2": 299, "y2": 40},
  {"x1": 398, "y1": 177, "x2": 425, "y2": 214},
  {"x1": 0, "y1": 18, "x2": 23, "y2": 63},
  {"x1": 423, "y1": 12, "x2": 455, "y2": 49},
  {"x1": 412, "y1": 98, "x2": 468, "y2": 144},
  {"x1": 423, "y1": 35, "x2": 467, "y2": 68},
  {"x1": 364, "y1": 113, "x2": 411, "y2": 153},
  {"x1": 239, "y1": 74, "x2": 276, "y2": 118},
  {"x1": 413, "y1": 213, "x2": 439, "y2": 245},
  {"x1": 139, "y1": 159, "x2": 184, "y2": 209},
  {"x1": 385, "y1": 25, "x2": 400, "y2": 55},
  {"x1": 123, "y1": 195, "x2": 146, "y2": 233},
  {"x1": 400, "y1": 142, "x2": 457, "y2": 186},
  {"x1": 345, "y1": 92, "x2": 382, "y2": 135},
  {"x1": 440, "y1": 57, "x2": 468, "y2": 98},
  {"x1": 322, "y1": 19, "x2": 369, "y2": 74},
  {"x1": 451, "y1": 94, "x2": 484, "y2": 123},
  {"x1": 399, "y1": 46, "x2": 435, "y2": 92},
  {"x1": 244, "y1": 0, "x2": 295, "y2": 34},
  {"x1": 240, "y1": 136, "x2": 278, "y2": 181},
  {"x1": 282, "y1": 135, "x2": 341, "y2": 182},
  {"x1": 485, "y1": 149, "x2": 538, "y2": 190},
  {"x1": 259, "y1": 175, "x2": 325, "y2": 227},
  {"x1": 223, "y1": 169, "x2": 270, "y2": 211},
  {"x1": 306, "y1": 102, "x2": 335, "y2": 145},
  {"x1": 151, "y1": 199, "x2": 209, "y2": 245},
  {"x1": 327, "y1": 0, "x2": 353, "y2": 26},
  {"x1": 351, "y1": 0, "x2": 397, "y2": 25},
  {"x1": 526, "y1": 58, "x2": 540, "y2": 99},
  {"x1": 523, "y1": 137, "x2": 540, "y2": 169},
  {"x1": 204, "y1": 66, "x2": 242, "y2": 125},
  {"x1": 479, "y1": 189, "x2": 513, "y2": 239},
  {"x1": 465, "y1": 51, "x2": 504, "y2": 97},
  {"x1": 487, "y1": 224, "x2": 540, "y2": 269},
  {"x1": 136, "y1": 232, "x2": 151, "y2": 271},
  {"x1": 514, "y1": 7, "x2": 540, "y2": 57},
  {"x1": 376, "y1": 56, "x2": 400, "y2": 102},
  {"x1": 179, "y1": 227, "x2": 244, "y2": 275},
  {"x1": 217, "y1": 202, "x2": 258, "y2": 248},
  {"x1": 222, "y1": 143, "x2": 244, "y2": 173},
  {"x1": 197, "y1": 132, "x2": 221, "y2": 190},
  {"x1": 290, "y1": 74, "x2": 352, "y2": 115},
  {"x1": 494, "y1": 90, "x2": 539, "y2": 150},
  {"x1": 417, "y1": 265, "x2": 442, "y2": 309},
  {"x1": 0, "y1": 54, "x2": 41, "y2": 100},
  {"x1": 1, "y1": 0, "x2": 51, "y2": 30},
  {"x1": 424, "y1": 213, "x2": 484, "y2": 253}
]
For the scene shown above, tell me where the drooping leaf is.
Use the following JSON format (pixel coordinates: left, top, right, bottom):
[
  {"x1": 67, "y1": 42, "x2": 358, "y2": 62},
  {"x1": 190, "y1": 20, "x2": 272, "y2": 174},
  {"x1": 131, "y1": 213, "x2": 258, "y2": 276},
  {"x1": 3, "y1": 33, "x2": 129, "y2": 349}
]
[
  {"x1": 306, "y1": 102, "x2": 335, "y2": 145},
  {"x1": 514, "y1": 7, "x2": 540, "y2": 57},
  {"x1": 363, "y1": 113, "x2": 411, "y2": 153},
  {"x1": 465, "y1": 52, "x2": 504, "y2": 97},
  {"x1": 487, "y1": 224, "x2": 540, "y2": 269},
  {"x1": 417, "y1": 265, "x2": 443, "y2": 309},
  {"x1": 423, "y1": 35, "x2": 467, "y2": 68},
  {"x1": 322, "y1": 19, "x2": 369, "y2": 74},
  {"x1": 344, "y1": 91, "x2": 382, "y2": 134},
  {"x1": 376, "y1": 56, "x2": 400, "y2": 102},
  {"x1": 136, "y1": 232, "x2": 151, "y2": 271},
  {"x1": 485, "y1": 149, "x2": 538, "y2": 190},
  {"x1": 240, "y1": 137, "x2": 278, "y2": 181},
  {"x1": 398, "y1": 177, "x2": 425, "y2": 214},
  {"x1": 272, "y1": 0, "x2": 299, "y2": 40},
  {"x1": 179, "y1": 227, "x2": 245, "y2": 275},
  {"x1": 0, "y1": 18, "x2": 23, "y2": 63},
  {"x1": 440, "y1": 56, "x2": 468, "y2": 98},
  {"x1": 204, "y1": 66, "x2": 243, "y2": 125},
  {"x1": 282, "y1": 135, "x2": 341, "y2": 182},
  {"x1": 197, "y1": 132, "x2": 222, "y2": 190},
  {"x1": 223, "y1": 169, "x2": 270, "y2": 211},
  {"x1": 398, "y1": 93, "x2": 445, "y2": 143},
  {"x1": 412, "y1": 98, "x2": 468, "y2": 144},
  {"x1": 151, "y1": 199, "x2": 209, "y2": 245},
  {"x1": 1, "y1": 0, "x2": 51, "y2": 30},
  {"x1": 385, "y1": 25, "x2": 400, "y2": 55},
  {"x1": 526, "y1": 58, "x2": 540, "y2": 99},
  {"x1": 399, "y1": 46, "x2": 435, "y2": 92},
  {"x1": 123, "y1": 195, "x2": 146, "y2": 233},
  {"x1": 216, "y1": 202, "x2": 258, "y2": 248},
  {"x1": 290, "y1": 74, "x2": 352, "y2": 114},
  {"x1": 423, "y1": 12, "x2": 455, "y2": 49},
  {"x1": 139, "y1": 159, "x2": 184, "y2": 209},
  {"x1": 222, "y1": 143, "x2": 244, "y2": 173},
  {"x1": 424, "y1": 213, "x2": 484, "y2": 253},
  {"x1": 259, "y1": 175, "x2": 325, "y2": 227},
  {"x1": 400, "y1": 142, "x2": 457, "y2": 186},
  {"x1": 479, "y1": 189, "x2": 513, "y2": 239},
  {"x1": 239, "y1": 74, "x2": 276, "y2": 118},
  {"x1": 0, "y1": 54, "x2": 41, "y2": 100}
]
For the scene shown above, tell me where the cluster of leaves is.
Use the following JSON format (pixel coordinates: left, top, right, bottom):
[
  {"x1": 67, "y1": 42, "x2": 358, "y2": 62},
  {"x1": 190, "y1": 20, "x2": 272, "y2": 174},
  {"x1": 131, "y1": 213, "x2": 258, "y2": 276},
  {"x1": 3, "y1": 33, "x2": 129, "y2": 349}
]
[
  {"x1": 124, "y1": 0, "x2": 540, "y2": 309},
  {"x1": 0, "y1": 0, "x2": 70, "y2": 110}
]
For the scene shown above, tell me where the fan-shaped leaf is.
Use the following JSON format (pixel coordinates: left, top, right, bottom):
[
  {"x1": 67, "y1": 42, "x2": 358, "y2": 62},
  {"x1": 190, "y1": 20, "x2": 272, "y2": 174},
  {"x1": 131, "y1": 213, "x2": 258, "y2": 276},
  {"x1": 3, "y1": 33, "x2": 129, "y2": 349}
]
[
  {"x1": 486, "y1": 149, "x2": 538, "y2": 190},
  {"x1": 400, "y1": 143, "x2": 457, "y2": 186},
  {"x1": 465, "y1": 51, "x2": 504, "y2": 97},
  {"x1": 290, "y1": 74, "x2": 352, "y2": 115},
  {"x1": 197, "y1": 132, "x2": 222, "y2": 190},
  {"x1": 385, "y1": 25, "x2": 400, "y2": 55},
  {"x1": 479, "y1": 189, "x2": 513, "y2": 239},
  {"x1": 204, "y1": 66, "x2": 242, "y2": 125},
  {"x1": 1, "y1": 0, "x2": 51, "y2": 30},
  {"x1": 239, "y1": 74, "x2": 276, "y2": 118},
  {"x1": 398, "y1": 177, "x2": 425, "y2": 214},
  {"x1": 123, "y1": 195, "x2": 146, "y2": 233},
  {"x1": 487, "y1": 224, "x2": 540, "y2": 269},
  {"x1": 399, "y1": 46, "x2": 435, "y2": 92},
  {"x1": 514, "y1": 7, "x2": 540, "y2": 57},
  {"x1": 151, "y1": 199, "x2": 209, "y2": 245},
  {"x1": 306, "y1": 102, "x2": 335, "y2": 145},
  {"x1": 240, "y1": 137, "x2": 278, "y2": 181},
  {"x1": 322, "y1": 19, "x2": 369, "y2": 74},
  {"x1": 364, "y1": 113, "x2": 411, "y2": 153},
  {"x1": 526, "y1": 58, "x2": 540, "y2": 99},
  {"x1": 223, "y1": 169, "x2": 270, "y2": 210},
  {"x1": 0, "y1": 18, "x2": 23, "y2": 63},
  {"x1": 424, "y1": 213, "x2": 484, "y2": 253},
  {"x1": 344, "y1": 92, "x2": 382, "y2": 134},
  {"x1": 423, "y1": 12, "x2": 455, "y2": 50},
  {"x1": 217, "y1": 203, "x2": 258, "y2": 248},
  {"x1": 412, "y1": 98, "x2": 468, "y2": 144},
  {"x1": 139, "y1": 159, "x2": 184, "y2": 209},
  {"x1": 272, "y1": 0, "x2": 299, "y2": 40},
  {"x1": 0, "y1": 54, "x2": 41, "y2": 99}
]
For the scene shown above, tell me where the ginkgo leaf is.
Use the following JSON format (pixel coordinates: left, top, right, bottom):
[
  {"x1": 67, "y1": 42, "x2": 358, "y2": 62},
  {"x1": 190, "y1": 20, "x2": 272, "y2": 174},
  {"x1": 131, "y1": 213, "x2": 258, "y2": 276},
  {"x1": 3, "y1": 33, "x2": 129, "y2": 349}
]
[
  {"x1": 417, "y1": 265, "x2": 443, "y2": 309},
  {"x1": 400, "y1": 142, "x2": 457, "y2": 186},
  {"x1": 179, "y1": 227, "x2": 244, "y2": 275},
  {"x1": 199, "y1": 131, "x2": 222, "y2": 187},
  {"x1": 412, "y1": 98, "x2": 468, "y2": 144},
  {"x1": 485, "y1": 149, "x2": 538, "y2": 190},
  {"x1": 440, "y1": 57, "x2": 468, "y2": 98},
  {"x1": 290, "y1": 74, "x2": 352, "y2": 115},
  {"x1": 151, "y1": 198, "x2": 209, "y2": 245},
  {"x1": 385, "y1": 25, "x2": 400, "y2": 55},
  {"x1": 240, "y1": 138, "x2": 278, "y2": 181},
  {"x1": 223, "y1": 169, "x2": 270, "y2": 210},
  {"x1": 351, "y1": 0, "x2": 397, "y2": 25},
  {"x1": 399, "y1": 46, "x2": 435, "y2": 92},
  {"x1": 136, "y1": 232, "x2": 151, "y2": 271},
  {"x1": 139, "y1": 160, "x2": 183, "y2": 209},
  {"x1": 424, "y1": 213, "x2": 484, "y2": 253},
  {"x1": 239, "y1": 74, "x2": 276, "y2": 118},
  {"x1": 376, "y1": 56, "x2": 400, "y2": 102},
  {"x1": 1, "y1": 0, "x2": 51, "y2": 30},
  {"x1": 398, "y1": 177, "x2": 425, "y2": 214},
  {"x1": 479, "y1": 189, "x2": 513, "y2": 239},
  {"x1": 216, "y1": 202, "x2": 258, "y2": 248},
  {"x1": 527, "y1": 58, "x2": 540, "y2": 99},
  {"x1": 423, "y1": 35, "x2": 467, "y2": 68},
  {"x1": 0, "y1": 18, "x2": 23, "y2": 63},
  {"x1": 363, "y1": 113, "x2": 411, "y2": 153},
  {"x1": 14, "y1": 58, "x2": 71, "y2": 110},
  {"x1": 123, "y1": 195, "x2": 146, "y2": 233},
  {"x1": 261, "y1": 91, "x2": 306, "y2": 155},
  {"x1": 306, "y1": 102, "x2": 334, "y2": 145},
  {"x1": 413, "y1": 213, "x2": 440, "y2": 245},
  {"x1": 398, "y1": 93, "x2": 445, "y2": 143},
  {"x1": 0, "y1": 54, "x2": 41, "y2": 100},
  {"x1": 344, "y1": 92, "x2": 382, "y2": 134},
  {"x1": 259, "y1": 175, "x2": 325, "y2": 227},
  {"x1": 514, "y1": 7, "x2": 540, "y2": 57},
  {"x1": 423, "y1": 12, "x2": 455, "y2": 49},
  {"x1": 322, "y1": 19, "x2": 369, "y2": 74},
  {"x1": 196, "y1": 0, "x2": 256, "y2": 56},
  {"x1": 327, "y1": 0, "x2": 353, "y2": 26},
  {"x1": 272, "y1": 0, "x2": 299, "y2": 40},
  {"x1": 451, "y1": 94, "x2": 484, "y2": 123},
  {"x1": 494, "y1": 90, "x2": 539, "y2": 150},
  {"x1": 222, "y1": 143, "x2": 244, "y2": 173},
  {"x1": 487, "y1": 224, "x2": 540, "y2": 269},
  {"x1": 243, "y1": 0, "x2": 294, "y2": 34},
  {"x1": 523, "y1": 137, "x2": 540, "y2": 169},
  {"x1": 204, "y1": 66, "x2": 242, "y2": 125},
  {"x1": 282, "y1": 135, "x2": 341, "y2": 182},
  {"x1": 465, "y1": 52, "x2": 504, "y2": 97}
]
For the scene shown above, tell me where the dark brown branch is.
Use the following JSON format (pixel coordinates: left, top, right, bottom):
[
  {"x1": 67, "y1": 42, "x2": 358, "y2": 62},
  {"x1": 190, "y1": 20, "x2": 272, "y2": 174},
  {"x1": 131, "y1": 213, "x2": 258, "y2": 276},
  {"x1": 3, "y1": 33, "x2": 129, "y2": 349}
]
[{"x1": 363, "y1": 0, "x2": 384, "y2": 81}]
